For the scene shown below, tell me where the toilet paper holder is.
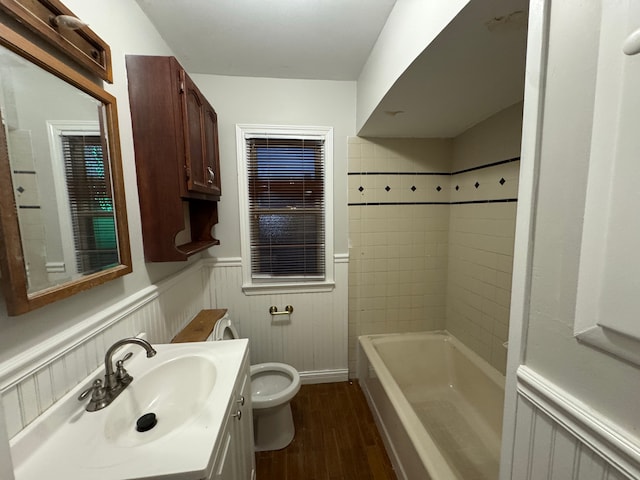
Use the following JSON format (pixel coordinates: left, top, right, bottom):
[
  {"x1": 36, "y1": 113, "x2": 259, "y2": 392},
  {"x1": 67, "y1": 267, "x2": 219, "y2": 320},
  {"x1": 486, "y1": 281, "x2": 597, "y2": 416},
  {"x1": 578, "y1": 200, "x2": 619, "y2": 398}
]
[{"x1": 269, "y1": 305, "x2": 294, "y2": 315}]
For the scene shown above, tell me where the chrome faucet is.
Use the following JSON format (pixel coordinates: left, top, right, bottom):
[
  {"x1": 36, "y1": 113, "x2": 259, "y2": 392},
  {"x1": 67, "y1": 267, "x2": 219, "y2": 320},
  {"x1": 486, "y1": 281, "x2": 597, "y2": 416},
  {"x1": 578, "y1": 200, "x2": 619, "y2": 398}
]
[{"x1": 78, "y1": 337, "x2": 157, "y2": 412}]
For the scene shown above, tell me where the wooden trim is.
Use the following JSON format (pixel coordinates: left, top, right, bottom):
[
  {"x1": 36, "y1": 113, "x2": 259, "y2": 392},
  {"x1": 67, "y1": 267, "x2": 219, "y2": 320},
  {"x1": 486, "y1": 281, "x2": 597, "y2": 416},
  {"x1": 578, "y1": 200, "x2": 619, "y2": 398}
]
[
  {"x1": 0, "y1": 108, "x2": 27, "y2": 314},
  {"x1": 171, "y1": 309, "x2": 228, "y2": 343},
  {"x1": 0, "y1": 0, "x2": 112, "y2": 82}
]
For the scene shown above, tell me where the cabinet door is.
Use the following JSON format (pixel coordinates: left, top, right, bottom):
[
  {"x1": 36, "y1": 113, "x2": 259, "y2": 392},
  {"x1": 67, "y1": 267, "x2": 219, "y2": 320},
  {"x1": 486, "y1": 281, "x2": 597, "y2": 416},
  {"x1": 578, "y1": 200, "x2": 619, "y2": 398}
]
[
  {"x1": 211, "y1": 421, "x2": 236, "y2": 480},
  {"x1": 234, "y1": 372, "x2": 255, "y2": 480},
  {"x1": 203, "y1": 103, "x2": 221, "y2": 196},
  {"x1": 180, "y1": 72, "x2": 220, "y2": 198}
]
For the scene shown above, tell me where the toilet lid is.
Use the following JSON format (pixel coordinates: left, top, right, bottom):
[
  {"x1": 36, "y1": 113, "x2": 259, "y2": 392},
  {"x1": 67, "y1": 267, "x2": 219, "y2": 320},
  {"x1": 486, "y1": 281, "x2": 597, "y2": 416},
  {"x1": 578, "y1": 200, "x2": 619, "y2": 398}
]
[{"x1": 213, "y1": 315, "x2": 239, "y2": 340}]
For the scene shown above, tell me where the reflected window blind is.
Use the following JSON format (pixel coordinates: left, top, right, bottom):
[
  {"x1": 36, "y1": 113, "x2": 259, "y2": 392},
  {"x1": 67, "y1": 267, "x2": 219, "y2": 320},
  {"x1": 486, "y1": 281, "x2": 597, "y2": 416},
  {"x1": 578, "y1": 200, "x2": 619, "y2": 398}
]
[
  {"x1": 246, "y1": 137, "x2": 325, "y2": 280},
  {"x1": 62, "y1": 135, "x2": 118, "y2": 274}
]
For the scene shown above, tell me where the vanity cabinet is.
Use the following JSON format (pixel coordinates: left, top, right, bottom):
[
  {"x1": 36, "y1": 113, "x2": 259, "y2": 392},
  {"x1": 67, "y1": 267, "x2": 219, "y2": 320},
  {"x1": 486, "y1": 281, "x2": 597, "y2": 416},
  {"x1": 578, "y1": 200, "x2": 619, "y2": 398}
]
[
  {"x1": 126, "y1": 55, "x2": 221, "y2": 262},
  {"x1": 210, "y1": 354, "x2": 255, "y2": 480}
]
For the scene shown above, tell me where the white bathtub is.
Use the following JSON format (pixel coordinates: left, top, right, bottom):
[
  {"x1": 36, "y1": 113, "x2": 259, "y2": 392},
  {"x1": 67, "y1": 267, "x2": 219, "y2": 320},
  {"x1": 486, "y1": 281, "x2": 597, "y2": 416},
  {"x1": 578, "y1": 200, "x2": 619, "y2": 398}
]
[{"x1": 358, "y1": 331, "x2": 505, "y2": 480}]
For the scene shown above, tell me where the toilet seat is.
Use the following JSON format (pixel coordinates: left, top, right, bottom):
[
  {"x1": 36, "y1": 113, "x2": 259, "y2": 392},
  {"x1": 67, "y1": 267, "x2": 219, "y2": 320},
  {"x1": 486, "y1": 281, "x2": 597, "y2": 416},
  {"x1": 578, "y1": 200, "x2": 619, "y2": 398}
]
[
  {"x1": 212, "y1": 315, "x2": 239, "y2": 340},
  {"x1": 250, "y1": 362, "x2": 301, "y2": 410}
]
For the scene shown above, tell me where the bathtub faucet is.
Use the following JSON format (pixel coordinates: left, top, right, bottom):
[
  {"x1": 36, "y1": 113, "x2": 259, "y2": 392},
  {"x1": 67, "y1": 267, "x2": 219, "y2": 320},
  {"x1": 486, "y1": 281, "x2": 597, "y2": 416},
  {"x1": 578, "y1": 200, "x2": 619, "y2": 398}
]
[{"x1": 78, "y1": 337, "x2": 157, "y2": 412}]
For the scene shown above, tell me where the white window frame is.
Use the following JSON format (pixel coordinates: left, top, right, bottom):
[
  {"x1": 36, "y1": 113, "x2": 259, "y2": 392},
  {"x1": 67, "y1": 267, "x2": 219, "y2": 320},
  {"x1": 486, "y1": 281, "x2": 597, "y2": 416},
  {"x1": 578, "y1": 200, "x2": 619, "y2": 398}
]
[
  {"x1": 236, "y1": 124, "x2": 334, "y2": 295},
  {"x1": 46, "y1": 120, "x2": 101, "y2": 279}
]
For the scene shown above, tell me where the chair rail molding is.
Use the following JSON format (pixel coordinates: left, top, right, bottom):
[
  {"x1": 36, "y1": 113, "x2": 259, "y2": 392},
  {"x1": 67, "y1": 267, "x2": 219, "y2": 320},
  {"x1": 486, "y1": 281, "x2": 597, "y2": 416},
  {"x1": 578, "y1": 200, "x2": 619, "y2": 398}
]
[{"x1": 516, "y1": 366, "x2": 640, "y2": 479}]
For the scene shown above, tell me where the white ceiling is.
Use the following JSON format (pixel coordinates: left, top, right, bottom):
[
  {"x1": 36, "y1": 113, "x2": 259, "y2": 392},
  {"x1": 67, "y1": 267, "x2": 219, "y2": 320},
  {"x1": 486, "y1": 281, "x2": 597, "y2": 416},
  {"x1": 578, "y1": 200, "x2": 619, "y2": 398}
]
[
  {"x1": 134, "y1": 0, "x2": 396, "y2": 81},
  {"x1": 135, "y1": 0, "x2": 528, "y2": 138}
]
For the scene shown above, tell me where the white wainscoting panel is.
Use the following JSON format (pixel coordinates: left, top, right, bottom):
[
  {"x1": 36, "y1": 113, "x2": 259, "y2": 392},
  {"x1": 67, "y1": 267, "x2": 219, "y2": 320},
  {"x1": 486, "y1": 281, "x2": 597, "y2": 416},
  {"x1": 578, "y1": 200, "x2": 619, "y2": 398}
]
[
  {"x1": 510, "y1": 366, "x2": 639, "y2": 479},
  {"x1": 0, "y1": 262, "x2": 207, "y2": 439},
  {"x1": 206, "y1": 256, "x2": 348, "y2": 382}
]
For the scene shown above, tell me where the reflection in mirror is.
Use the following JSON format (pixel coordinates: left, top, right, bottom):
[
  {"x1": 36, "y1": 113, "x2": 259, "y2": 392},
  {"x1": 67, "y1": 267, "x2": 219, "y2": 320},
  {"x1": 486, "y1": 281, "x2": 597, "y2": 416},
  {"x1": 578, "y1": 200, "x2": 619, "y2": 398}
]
[
  {"x1": 0, "y1": 24, "x2": 131, "y2": 315},
  {"x1": 1, "y1": 45, "x2": 117, "y2": 292}
]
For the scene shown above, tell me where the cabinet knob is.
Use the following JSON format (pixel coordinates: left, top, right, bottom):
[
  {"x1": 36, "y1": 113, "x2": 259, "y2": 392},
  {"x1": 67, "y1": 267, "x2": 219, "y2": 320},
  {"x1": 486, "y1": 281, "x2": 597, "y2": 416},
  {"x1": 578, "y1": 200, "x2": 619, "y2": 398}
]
[
  {"x1": 207, "y1": 166, "x2": 215, "y2": 184},
  {"x1": 624, "y1": 28, "x2": 640, "y2": 55},
  {"x1": 232, "y1": 409, "x2": 242, "y2": 420},
  {"x1": 236, "y1": 395, "x2": 245, "y2": 406}
]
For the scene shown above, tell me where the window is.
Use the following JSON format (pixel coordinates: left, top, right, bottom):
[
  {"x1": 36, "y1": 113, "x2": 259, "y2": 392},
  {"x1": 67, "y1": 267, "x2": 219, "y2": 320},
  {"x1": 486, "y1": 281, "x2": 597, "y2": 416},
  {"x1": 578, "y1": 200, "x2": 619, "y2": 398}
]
[
  {"x1": 237, "y1": 125, "x2": 334, "y2": 293},
  {"x1": 47, "y1": 121, "x2": 119, "y2": 278},
  {"x1": 61, "y1": 134, "x2": 118, "y2": 274}
]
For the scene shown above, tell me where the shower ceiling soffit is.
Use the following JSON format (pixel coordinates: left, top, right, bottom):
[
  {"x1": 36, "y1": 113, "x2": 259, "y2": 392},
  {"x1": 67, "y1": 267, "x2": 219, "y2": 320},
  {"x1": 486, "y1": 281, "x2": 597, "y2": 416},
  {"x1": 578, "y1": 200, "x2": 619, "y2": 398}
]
[{"x1": 359, "y1": 0, "x2": 529, "y2": 138}]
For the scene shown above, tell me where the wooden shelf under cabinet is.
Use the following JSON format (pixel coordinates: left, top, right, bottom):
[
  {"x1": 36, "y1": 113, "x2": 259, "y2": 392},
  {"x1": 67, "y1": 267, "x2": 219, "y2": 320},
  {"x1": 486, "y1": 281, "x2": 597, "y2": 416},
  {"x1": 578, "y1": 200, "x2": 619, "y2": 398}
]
[{"x1": 126, "y1": 55, "x2": 222, "y2": 262}]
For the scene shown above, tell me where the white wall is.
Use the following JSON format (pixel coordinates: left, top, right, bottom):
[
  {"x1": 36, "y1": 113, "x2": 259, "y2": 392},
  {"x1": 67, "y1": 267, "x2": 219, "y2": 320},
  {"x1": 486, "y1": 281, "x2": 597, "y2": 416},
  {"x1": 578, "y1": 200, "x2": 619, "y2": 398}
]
[
  {"x1": 206, "y1": 259, "x2": 349, "y2": 382},
  {"x1": 356, "y1": 0, "x2": 469, "y2": 133},
  {"x1": 0, "y1": 0, "x2": 192, "y2": 362},
  {"x1": 0, "y1": 0, "x2": 208, "y2": 474},
  {"x1": 452, "y1": 102, "x2": 524, "y2": 171},
  {"x1": 190, "y1": 75, "x2": 355, "y2": 379},
  {"x1": 0, "y1": 401, "x2": 13, "y2": 479},
  {"x1": 520, "y1": 0, "x2": 640, "y2": 435},
  {"x1": 191, "y1": 74, "x2": 355, "y2": 257},
  {"x1": 504, "y1": 0, "x2": 640, "y2": 477}
]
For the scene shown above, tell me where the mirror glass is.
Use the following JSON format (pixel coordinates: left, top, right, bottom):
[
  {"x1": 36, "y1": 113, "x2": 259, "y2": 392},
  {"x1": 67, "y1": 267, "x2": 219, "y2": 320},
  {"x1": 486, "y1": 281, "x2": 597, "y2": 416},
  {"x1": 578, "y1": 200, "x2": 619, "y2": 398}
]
[
  {"x1": 0, "y1": 25, "x2": 131, "y2": 315},
  {"x1": 0, "y1": 44, "x2": 119, "y2": 293}
]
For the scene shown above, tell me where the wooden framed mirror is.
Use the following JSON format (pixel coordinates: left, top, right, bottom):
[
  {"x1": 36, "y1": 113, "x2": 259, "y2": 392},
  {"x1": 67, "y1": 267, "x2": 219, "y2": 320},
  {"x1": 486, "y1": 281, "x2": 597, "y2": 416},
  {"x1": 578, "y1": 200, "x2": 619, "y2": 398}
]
[{"x1": 0, "y1": 24, "x2": 131, "y2": 315}]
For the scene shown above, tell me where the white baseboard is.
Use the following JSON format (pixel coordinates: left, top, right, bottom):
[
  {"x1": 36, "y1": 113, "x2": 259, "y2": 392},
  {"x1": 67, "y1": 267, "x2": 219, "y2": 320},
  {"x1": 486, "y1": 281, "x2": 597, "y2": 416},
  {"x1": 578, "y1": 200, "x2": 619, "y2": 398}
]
[{"x1": 299, "y1": 369, "x2": 348, "y2": 384}]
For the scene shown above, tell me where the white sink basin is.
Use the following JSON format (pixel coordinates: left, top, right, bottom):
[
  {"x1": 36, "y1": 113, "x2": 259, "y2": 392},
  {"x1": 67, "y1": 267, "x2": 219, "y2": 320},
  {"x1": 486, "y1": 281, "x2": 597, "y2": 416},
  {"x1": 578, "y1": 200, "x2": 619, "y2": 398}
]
[
  {"x1": 103, "y1": 355, "x2": 217, "y2": 446},
  {"x1": 11, "y1": 339, "x2": 249, "y2": 480}
]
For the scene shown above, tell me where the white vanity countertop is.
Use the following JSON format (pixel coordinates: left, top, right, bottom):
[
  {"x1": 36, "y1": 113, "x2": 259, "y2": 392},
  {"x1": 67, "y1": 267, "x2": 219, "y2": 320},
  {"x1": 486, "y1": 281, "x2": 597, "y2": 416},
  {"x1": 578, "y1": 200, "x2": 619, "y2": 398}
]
[{"x1": 10, "y1": 339, "x2": 248, "y2": 480}]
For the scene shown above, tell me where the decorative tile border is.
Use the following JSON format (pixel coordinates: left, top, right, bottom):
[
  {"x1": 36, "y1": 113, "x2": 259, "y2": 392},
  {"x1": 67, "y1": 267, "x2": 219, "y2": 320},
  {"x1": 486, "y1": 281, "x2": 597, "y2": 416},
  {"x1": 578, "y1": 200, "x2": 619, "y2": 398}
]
[
  {"x1": 348, "y1": 158, "x2": 520, "y2": 206},
  {"x1": 450, "y1": 156, "x2": 520, "y2": 175}
]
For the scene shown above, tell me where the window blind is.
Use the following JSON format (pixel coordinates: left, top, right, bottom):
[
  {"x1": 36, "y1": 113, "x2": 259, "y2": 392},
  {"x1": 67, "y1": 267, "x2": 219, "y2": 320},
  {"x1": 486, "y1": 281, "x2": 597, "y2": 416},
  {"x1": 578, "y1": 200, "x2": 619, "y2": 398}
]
[
  {"x1": 61, "y1": 134, "x2": 118, "y2": 274},
  {"x1": 246, "y1": 136, "x2": 325, "y2": 280}
]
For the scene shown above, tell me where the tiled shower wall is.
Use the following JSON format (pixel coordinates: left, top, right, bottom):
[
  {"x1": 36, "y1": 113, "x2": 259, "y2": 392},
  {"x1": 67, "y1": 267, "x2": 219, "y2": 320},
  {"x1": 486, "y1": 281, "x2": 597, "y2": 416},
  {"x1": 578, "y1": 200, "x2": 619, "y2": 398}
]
[
  {"x1": 446, "y1": 161, "x2": 519, "y2": 373},
  {"x1": 347, "y1": 138, "x2": 452, "y2": 374},
  {"x1": 348, "y1": 108, "x2": 521, "y2": 375},
  {"x1": 447, "y1": 102, "x2": 522, "y2": 373}
]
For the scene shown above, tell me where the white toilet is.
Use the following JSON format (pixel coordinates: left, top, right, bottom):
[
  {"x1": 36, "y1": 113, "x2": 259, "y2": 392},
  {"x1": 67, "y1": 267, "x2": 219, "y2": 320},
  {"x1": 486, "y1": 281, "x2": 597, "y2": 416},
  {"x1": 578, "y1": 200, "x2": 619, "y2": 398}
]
[{"x1": 211, "y1": 314, "x2": 301, "y2": 452}]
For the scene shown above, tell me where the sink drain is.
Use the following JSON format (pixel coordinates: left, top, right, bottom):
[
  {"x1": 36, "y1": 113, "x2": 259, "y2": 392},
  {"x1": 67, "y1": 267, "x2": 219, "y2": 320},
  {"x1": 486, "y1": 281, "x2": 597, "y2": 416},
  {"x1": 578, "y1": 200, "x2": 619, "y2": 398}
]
[{"x1": 136, "y1": 412, "x2": 157, "y2": 432}]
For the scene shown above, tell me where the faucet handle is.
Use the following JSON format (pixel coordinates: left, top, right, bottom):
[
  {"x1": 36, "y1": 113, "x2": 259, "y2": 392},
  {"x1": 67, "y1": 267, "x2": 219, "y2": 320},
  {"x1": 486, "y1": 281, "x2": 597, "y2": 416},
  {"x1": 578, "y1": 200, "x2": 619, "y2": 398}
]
[
  {"x1": 78, "y1": 379, "x2": 109, "y2": 412},
  {"x1": 118, "y1": 351, "x2": 133, "y2": 364},
  {"x1": 116, "y1": 352, "x2": 134, "y2": 385},
  {"x1": 78, "y1": 379, "x2": 106, "y2": 401}
]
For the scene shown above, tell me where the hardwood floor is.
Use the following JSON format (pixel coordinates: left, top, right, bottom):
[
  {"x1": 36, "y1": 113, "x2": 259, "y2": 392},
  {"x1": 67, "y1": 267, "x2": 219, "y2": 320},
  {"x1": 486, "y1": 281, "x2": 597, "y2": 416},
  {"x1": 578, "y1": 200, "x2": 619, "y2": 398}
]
[{"x1": 255, "y1": 381, "x2": 397, "y2": 480}]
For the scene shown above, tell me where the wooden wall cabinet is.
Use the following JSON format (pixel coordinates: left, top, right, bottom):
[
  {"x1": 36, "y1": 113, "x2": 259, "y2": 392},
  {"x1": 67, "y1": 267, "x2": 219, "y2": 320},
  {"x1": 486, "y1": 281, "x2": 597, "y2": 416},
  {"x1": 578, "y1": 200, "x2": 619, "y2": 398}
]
[{"x1": 126, "y1": 55, "x2": 221, "y2": 261}]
